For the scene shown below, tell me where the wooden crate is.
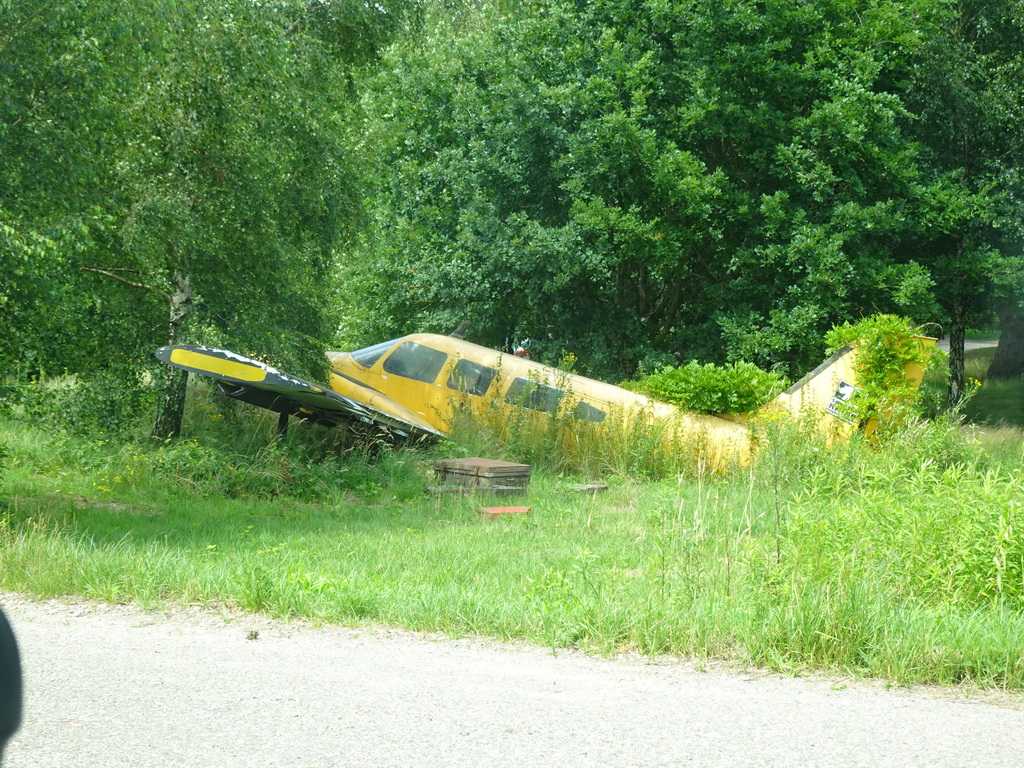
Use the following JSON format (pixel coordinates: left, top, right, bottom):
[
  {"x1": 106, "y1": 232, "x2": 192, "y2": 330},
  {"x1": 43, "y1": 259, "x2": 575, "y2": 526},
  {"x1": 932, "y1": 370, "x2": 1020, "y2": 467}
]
[{"x1": 433, "y1": 458, "x2": 532, "y2": 490}]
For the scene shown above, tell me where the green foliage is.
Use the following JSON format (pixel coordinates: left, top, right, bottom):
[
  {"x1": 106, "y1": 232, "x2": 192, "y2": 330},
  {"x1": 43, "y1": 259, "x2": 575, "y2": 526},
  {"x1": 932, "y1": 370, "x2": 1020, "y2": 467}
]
[
  {"x1": 916, "y1": 348, "x2": 953, "y2": 419},
  {"x1": 0, "y1": 0, "x2": 417, "y2": 394},
  {"x1": 902, "y1": 0, "x2": 1024, "y2": 320},
  {"x1": 1, "y1": 370, "x2": 428, "y2": 501},
  {"x1": 785, "y1": 449, "x2": 1024, "y2": 611},
  {"x1": 824, "y1": 314, "x2": 935, "y2": 427},
  {"x1": 631, "y1": 361, "x2": 787, "y2": 415},
  {"x1": 17, "y1": 372, "x2": 154, "y2": 439},
  {"x1": 348, "y1": 0, "x2": 1024, "y2": 377},
  {"x1": 135, "y1": 411, "x2": 427, "y2": 503},
  {"x1": 140, "y1": 440, "x2": 346, "y2": 502},
  {"x1": 4, "y1": 406, "x2": 1024, "y2": 687},
  {"x1": 449, "y1": 398, "x2": 707, "y2": 481}
]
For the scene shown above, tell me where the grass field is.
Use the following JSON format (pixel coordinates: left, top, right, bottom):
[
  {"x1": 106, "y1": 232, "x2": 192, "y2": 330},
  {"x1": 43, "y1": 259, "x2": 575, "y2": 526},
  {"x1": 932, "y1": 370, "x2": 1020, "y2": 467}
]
[
  {"x1": 960, "y1": 347, "x2": 1024, "y2": 429},
  {"x1": 1, "y1": 348, "x2": 1023, "y2": 688}
]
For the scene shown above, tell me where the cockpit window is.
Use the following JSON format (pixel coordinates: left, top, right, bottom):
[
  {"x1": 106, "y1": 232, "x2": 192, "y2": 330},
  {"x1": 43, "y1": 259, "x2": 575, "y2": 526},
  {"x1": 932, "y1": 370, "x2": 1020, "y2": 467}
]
[
  {"x1": 447, "y1": 359, "x2": 497, "y2": 397},
  {"x1": 351, "y1": 339, "x2": 399, "y2": 368},
  {"x1": 383, "y1": 341, "x2": 449, "y2": 384},
  {"x1": 504, "y1": 377, "x2": 563, "y2": 413}
]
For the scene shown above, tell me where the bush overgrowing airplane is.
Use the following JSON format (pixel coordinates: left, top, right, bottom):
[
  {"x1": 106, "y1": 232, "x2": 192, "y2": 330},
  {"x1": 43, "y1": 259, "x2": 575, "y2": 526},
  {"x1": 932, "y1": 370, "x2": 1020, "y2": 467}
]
[{"x1": 156, "y1": 331, "x2": 933, "y2": 469}]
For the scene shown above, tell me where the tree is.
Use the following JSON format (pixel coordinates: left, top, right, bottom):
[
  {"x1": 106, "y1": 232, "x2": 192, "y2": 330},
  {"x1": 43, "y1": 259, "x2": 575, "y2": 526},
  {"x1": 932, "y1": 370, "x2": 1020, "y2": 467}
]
[
  {"x1": 988, "y1": 297, "x2": 1024, "y2": 379},
  {"x1": 1, "y1": 0, "x2": 417, "y2": 436},
  {"x1": 900, "y1": 0, "x2": 1024, "y2": 401},
  {"x1": 0, "y1": 0, "x2": 159, "y2": 377},
  {"x1": 105, "y1": 0, "x2": 360, "y2": 437},
  {"x1": 350, "y1": 0, "x2": 958, "y2": 380}
]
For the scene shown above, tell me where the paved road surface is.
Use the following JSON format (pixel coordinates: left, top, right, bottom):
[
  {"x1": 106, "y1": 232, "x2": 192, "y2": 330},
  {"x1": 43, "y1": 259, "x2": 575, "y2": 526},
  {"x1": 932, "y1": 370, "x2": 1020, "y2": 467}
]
[
  {"x1": 1, "y1": 595, "x2": 1022, "y2": 768},
  {"x1": 936, "y1": 338, "x2": 999, "y2": 353}
]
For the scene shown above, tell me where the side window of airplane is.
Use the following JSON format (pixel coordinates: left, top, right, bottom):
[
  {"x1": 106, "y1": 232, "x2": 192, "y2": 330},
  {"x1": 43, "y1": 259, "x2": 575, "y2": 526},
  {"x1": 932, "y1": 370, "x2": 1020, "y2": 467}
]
[
  {"x1": 382, "y1": 342, "x2": 449, "y2": 384},
  {"x1": 351, "y1": 339, "x2": 399, "y2": 368},
  {"x1": 447, "y1": 359, "x2": 497, "y2": 397},
  {"x1": 572, "y1": 401, "x2": 606, "y2": 423},
  {"x1": 504, "y1": 377, "x2": 563, "y2": 413}
]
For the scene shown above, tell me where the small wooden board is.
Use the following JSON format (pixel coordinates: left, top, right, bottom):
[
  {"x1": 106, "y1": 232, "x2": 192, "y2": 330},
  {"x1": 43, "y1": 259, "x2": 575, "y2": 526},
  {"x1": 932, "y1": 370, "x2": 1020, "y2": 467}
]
[
  {"x1": 571, "y1": 483, "x2": 609, "y2": 494},
  {"x1": 476, "y1": 506, "x2": 531, "y2": 519}
]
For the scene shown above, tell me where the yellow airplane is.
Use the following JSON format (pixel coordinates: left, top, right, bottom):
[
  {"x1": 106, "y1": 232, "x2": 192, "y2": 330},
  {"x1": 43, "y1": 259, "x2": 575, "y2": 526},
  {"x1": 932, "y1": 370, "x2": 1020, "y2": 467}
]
[{"x1": 156, "y1": 332, "x2": 934, "y2": 469}]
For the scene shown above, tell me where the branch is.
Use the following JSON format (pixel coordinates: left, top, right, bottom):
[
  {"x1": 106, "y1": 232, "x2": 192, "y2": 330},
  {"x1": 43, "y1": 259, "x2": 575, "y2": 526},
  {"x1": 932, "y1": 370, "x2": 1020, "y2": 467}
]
[
  {"x1": 284, "y1": 0, "x2": 329, "y2": 38},
  {"x1": 654, "y1": 280, "x2": 683, "y2": 348},
  {"x1": 80, "y1": 266, "x2": 172, "y2": 304},
  {"x1": 11, "y1": 84, "x2": 72, "y2": 127}
]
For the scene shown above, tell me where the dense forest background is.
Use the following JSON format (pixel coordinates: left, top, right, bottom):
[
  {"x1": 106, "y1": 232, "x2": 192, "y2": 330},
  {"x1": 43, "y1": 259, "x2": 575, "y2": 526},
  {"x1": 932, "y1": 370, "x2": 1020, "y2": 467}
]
[{"x1": 2, "y1": 0, "x2": 1023, "y2": 435}]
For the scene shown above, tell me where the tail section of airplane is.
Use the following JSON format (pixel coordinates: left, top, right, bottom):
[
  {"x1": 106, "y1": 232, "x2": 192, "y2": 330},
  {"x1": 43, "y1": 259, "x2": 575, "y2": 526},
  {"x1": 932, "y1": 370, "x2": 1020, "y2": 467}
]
[{"x1": 757, "y1": 337, "x2": 936, "y2": 440}]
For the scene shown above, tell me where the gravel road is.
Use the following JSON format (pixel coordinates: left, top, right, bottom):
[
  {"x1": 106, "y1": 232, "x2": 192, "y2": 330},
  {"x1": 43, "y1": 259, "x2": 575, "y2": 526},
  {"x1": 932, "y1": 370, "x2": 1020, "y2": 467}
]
[{"x1": 1, "y1": 594, "x2": 1022, "y2": 768}]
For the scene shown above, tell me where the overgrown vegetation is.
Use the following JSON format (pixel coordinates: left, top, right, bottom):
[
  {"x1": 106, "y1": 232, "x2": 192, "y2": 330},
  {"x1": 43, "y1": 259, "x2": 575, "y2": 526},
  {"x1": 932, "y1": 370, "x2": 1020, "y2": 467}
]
[
  {"x1": 627, "y1": 361, "x2": 788, "y2": 415},
  {"x1": 445, "y1": 395, "x2": 702, "y2": 480},
  {"x1": 824, "y1": 314, "x2": 937, "y2": 428},
  {"x1": 2, "y1": 348, "x2": 1023, "y2": 689}
]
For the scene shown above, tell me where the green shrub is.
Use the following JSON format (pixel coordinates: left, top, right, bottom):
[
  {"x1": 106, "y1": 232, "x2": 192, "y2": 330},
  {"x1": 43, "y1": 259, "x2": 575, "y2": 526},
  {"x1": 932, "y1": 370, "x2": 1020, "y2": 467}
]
[
  {"x1": 824, "y1": 314, "x2": 934, "y2": 428},
  {"x1": 631, "y1": 360, "x2": 787, "y2": 414},
  {"x1": 131, "y1": 436, "x2": 426, "y2": 503},
  {"x1": 18, "y1": 371, "x2": 153, "y2": 438}
]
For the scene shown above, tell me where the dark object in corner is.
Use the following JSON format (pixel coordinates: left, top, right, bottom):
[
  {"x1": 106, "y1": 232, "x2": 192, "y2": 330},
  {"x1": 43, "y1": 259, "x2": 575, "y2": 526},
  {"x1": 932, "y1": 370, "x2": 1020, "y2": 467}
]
[{"x1": 0, "y1": 607, "x2": 22, "y2": 761}]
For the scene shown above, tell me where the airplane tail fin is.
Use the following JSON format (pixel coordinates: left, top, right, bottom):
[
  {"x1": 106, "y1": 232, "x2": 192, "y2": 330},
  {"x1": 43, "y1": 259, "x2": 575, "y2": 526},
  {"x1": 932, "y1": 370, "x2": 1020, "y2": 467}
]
[{"x1": 759, "y1": 336, "x2": 936, "y2": 440}]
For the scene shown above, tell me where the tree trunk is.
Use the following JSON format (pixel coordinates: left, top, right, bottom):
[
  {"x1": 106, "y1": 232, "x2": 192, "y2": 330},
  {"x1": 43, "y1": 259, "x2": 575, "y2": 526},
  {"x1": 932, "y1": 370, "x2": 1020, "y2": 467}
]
[
  {"x1": 152, "y1": 366, "x2": 189, "y2": 440},
  {"x1": 948, "y1": 296, "x2": 966, "y2": 407},
  {"x1": 151, "y1": 269, "x2": 194, "y2": 440},
  {"x1": 986, "y1": 301, "x2": 1024, "y2": 379}
]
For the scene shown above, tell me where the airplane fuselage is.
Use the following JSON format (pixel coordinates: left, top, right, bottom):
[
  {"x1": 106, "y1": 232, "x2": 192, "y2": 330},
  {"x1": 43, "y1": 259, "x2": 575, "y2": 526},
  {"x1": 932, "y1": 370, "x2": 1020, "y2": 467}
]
[{"x1": 327, "y1": 333, "x2": 756, "y2": 468}]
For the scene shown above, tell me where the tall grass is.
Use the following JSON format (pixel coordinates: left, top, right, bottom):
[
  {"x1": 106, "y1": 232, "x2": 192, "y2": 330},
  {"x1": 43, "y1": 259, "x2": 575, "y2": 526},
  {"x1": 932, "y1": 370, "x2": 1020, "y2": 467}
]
[
  {"x1": 445, "y1": 391, "x2": 729, "y2": 480},
  {"x1": 966, "y1": 378, "x2": 1024, "y2": 429},
  {"x1": 2, "y1": 366, "x2": 1024, "y2": 688},
  {"x1": 923, "y1": 346, "x2": 1024, "y2": 429}
]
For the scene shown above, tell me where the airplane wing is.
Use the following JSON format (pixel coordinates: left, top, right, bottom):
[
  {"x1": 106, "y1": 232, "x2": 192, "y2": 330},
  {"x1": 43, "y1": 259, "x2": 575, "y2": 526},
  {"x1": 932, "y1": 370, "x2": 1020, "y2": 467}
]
[{"x1": 154, "y1": 345, "x2": 444, "y2": 440}]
